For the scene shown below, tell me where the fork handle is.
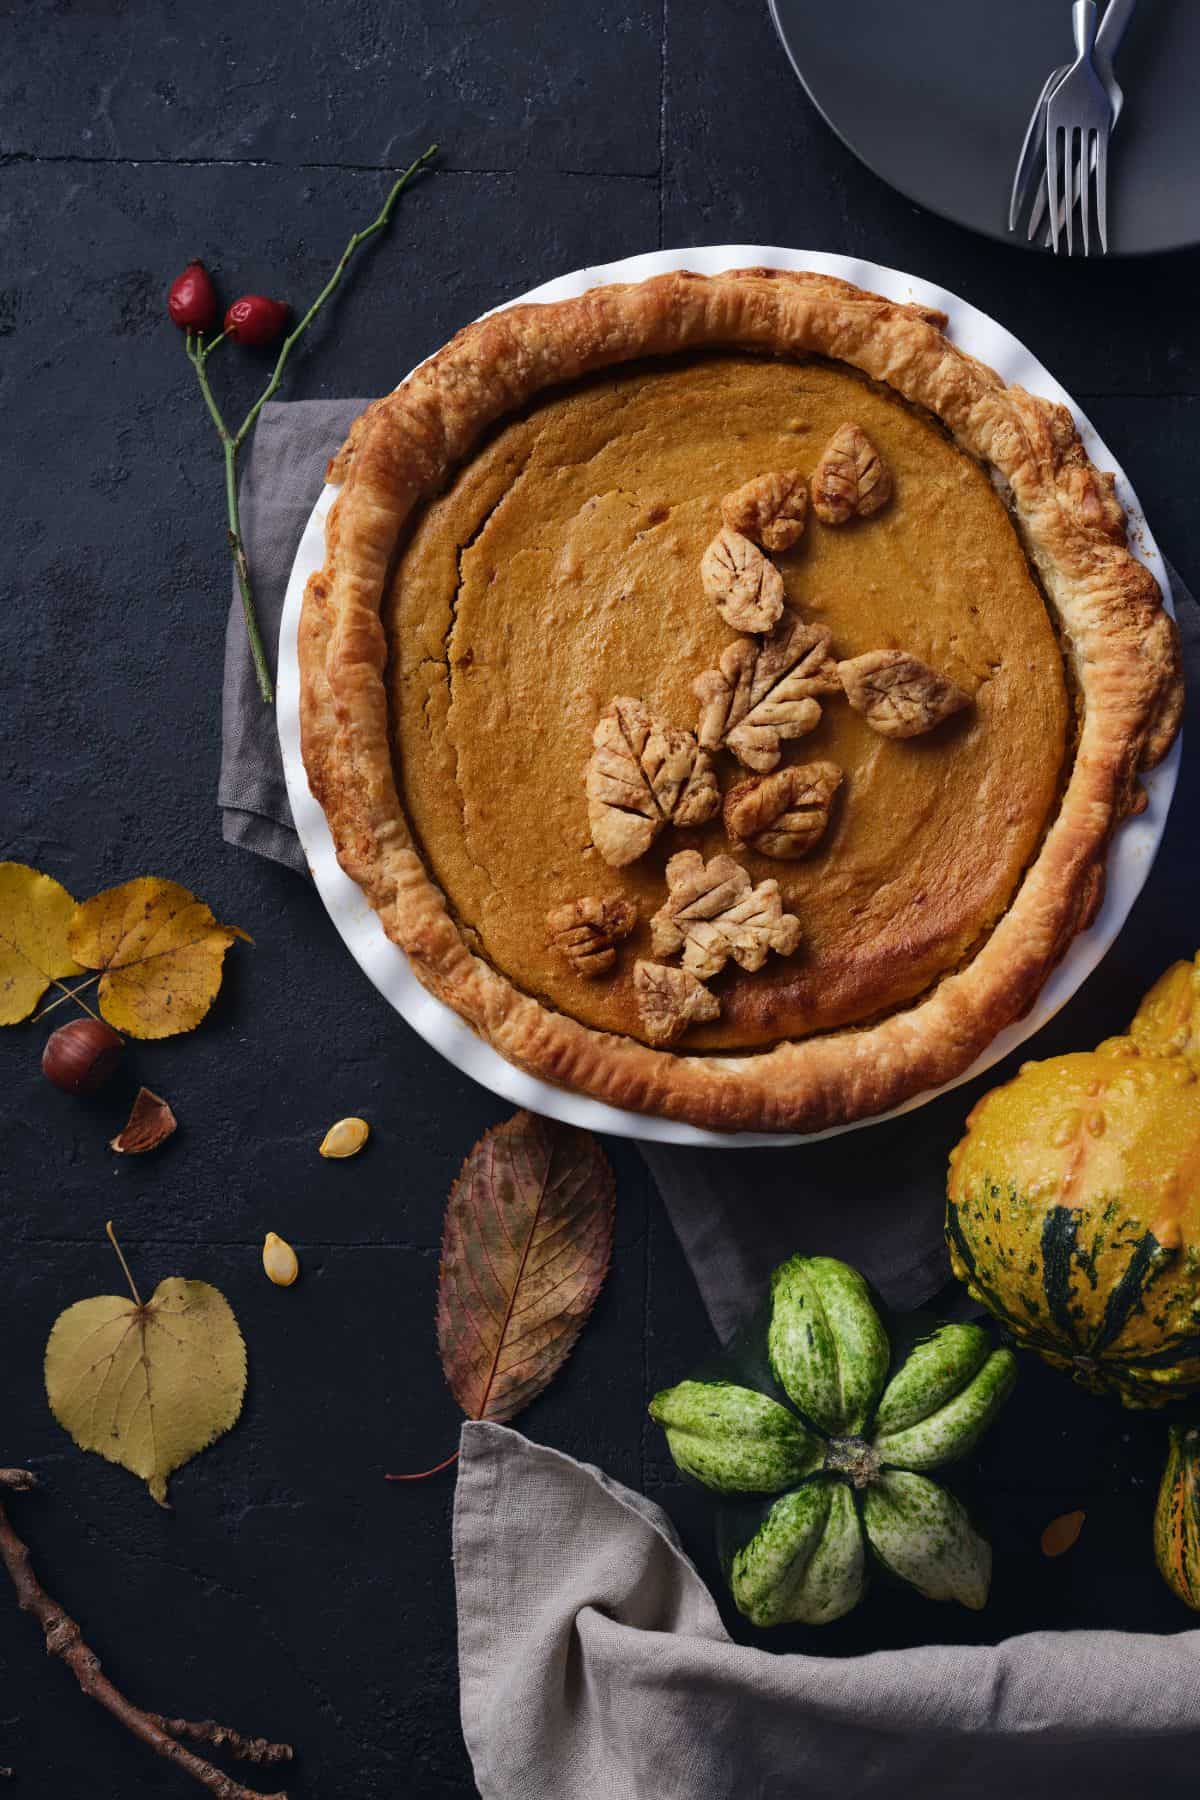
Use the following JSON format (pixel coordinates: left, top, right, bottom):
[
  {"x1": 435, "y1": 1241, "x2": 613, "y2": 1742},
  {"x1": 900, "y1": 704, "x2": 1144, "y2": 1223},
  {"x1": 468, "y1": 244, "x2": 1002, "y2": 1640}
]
[
  {"x1": 1072, "y1": 0, "x2": 1098, "y2": 56},
  {"x1": 1097, "y1": 0, "x2": 1137, "y2": 59}
]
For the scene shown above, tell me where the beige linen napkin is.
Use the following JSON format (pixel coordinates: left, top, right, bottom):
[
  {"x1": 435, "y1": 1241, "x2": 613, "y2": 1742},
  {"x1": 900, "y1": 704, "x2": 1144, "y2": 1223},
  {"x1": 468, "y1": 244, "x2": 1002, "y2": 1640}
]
[{"x1": 455, "y1": 1421, "x2": 1200, "y2": 1800}]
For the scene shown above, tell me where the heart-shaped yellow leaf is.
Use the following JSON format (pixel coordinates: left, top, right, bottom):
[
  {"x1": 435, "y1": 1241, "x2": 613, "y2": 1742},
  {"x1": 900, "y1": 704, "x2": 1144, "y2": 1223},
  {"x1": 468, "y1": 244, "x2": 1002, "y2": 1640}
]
[
  {"x1": 67, "y1": 877, "x2": 249, "y2": 1039},
  {"x1": 0, "y1": 862, "x2": 84, "y2": 1024},
  {"x1": 45, "y1": 1260, "x2": 246, "y2": 1506}
]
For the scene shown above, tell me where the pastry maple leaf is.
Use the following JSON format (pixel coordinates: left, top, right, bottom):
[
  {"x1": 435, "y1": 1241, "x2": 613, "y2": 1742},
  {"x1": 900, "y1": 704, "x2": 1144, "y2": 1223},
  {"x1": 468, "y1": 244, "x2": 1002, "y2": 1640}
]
[
  {"x1": 693, "y1": 615, "x2": 841, "y2": 773},
  {"x1": 586, "y1": 696, "x2": 720, "y2": 867},
  {"x1": 650, "y1": 850, "x2": 801, "y2": 980}
]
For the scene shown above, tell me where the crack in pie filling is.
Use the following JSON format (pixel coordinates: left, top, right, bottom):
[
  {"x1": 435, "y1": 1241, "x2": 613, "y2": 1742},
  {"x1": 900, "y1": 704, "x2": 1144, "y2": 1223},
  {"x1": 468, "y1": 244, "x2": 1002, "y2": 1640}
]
[{"x1": 299, "y1": 269, "x2": 1182, "y2": 1133}]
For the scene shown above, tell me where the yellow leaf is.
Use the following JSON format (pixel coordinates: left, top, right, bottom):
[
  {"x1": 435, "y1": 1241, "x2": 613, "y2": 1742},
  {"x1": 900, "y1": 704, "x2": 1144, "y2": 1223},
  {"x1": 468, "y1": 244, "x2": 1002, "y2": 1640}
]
[
  {"x1": 67, "y1": 877, "x2": 247, "y2": 1039},
  {"x1": 45, "y1": 1264, "x2": 246, "y2": 1507},
  {"x1": 0, "y1": 862, "x2": 84, "y2": 1024}
]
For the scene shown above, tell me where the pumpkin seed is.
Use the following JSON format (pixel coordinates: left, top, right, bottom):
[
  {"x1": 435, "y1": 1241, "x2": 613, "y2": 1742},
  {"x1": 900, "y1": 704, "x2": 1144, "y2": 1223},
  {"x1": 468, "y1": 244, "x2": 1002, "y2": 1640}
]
[
  {"x1": 1041, "y1": 1509, "x2": 1085, "y2": 1558},
  {"x1": 319, "y1": 1116, "x2": 370, "y2": 1159},
  {"x1": 262, "y1": 1232, "x2": 299, "y2": 1287}
]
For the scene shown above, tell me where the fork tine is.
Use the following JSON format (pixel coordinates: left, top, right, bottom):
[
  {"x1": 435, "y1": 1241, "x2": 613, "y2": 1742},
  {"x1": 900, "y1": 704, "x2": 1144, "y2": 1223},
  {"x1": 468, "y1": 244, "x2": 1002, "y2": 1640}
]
[
  {"x1": 1044, "y1": 125, "x2": 1062, "y2": 253},
  {"x1": 1093, "y1": 125, "x2": 1109, "y2": 252},
  {"x1": 1066, "y1": 126, "x2": 1078, "y2": 255},
  {"x1": 1080, "y1": 127, "x2": 1091, "y2": 255}
]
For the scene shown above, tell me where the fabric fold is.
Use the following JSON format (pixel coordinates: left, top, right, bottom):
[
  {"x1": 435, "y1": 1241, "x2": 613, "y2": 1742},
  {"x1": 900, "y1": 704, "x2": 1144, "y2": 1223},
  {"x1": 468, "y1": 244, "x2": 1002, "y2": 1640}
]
[{"x1": 455, "y1": 1421, "x2": 1200, "y2": 1800}]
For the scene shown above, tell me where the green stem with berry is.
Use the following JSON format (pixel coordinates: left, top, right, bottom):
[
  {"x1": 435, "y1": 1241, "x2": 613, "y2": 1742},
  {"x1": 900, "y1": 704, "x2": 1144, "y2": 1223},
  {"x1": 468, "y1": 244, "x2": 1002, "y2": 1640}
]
[{"x1": 183, "y1": 144, "x2": 438, "y2": 705}]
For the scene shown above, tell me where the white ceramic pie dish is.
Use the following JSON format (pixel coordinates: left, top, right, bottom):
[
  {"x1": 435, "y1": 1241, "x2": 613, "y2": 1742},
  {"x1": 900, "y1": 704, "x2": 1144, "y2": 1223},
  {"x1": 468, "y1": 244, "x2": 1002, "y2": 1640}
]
[{"x1": 275, "y1": 245, "x2": 1180, "y2": 1149}]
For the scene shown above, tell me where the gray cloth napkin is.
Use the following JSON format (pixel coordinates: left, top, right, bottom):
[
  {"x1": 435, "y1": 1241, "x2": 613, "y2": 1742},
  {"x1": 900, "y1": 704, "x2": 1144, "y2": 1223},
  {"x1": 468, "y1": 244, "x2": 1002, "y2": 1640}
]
[
  {"x1": 454, "y1": 1421, "x2": 1200, "y2": 1800},
  {"x1": 220, "y1": 399, "x2": 363, "y2": 872},
  {"x1": 221, "y1": 398, "x2": 1199, "y2": 1331}
]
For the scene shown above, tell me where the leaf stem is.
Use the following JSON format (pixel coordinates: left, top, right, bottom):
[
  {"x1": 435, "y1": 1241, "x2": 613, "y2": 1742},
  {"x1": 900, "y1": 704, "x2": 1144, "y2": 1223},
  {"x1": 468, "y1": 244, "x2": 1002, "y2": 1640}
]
[
  {"x1": 385, "y1": 1449, "x2": 459, "y2": 1482},
  {"x1": 105, "y1": 1221, "x2": 144, "y2": 1309},
  {"x1": 180, "y1": 143, "x2": 438, "y2": 707},
  {"x1": 30, "y1": 974, "x2": 102, "y2": 1026}
]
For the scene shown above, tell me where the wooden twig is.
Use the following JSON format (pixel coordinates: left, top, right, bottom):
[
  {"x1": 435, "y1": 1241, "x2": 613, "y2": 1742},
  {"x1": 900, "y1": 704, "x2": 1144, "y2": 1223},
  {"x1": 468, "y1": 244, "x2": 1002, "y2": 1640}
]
[{"x1": 0, "y1": 1470, "x2": 292, "y2": 1800}]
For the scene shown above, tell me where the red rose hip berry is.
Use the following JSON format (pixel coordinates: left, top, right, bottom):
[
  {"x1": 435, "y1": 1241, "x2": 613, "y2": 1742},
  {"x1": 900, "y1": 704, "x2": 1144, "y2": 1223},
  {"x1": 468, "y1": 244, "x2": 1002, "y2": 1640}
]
[
  {"x1": 167, "y1": 260, "x2": 219, "y2": 333},
  {"x1": 224, "y1": 295, "x2": 291, "y2": 347}
]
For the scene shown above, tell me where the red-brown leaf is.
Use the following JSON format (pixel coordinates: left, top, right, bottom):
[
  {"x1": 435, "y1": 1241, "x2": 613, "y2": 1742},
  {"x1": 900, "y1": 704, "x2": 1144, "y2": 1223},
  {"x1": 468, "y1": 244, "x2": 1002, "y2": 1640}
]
[{"x1": 436, "y1": 1111, "x2": 615, "y2": 1424}]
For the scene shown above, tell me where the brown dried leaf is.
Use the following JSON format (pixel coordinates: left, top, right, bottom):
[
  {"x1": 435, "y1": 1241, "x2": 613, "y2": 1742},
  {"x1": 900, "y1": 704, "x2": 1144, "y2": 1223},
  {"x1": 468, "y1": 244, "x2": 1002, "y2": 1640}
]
[
  {"x1": 838, "y1": 649, "x2": 971, "y2": 739},
  {"x1": 700, "y1": 528, "x2": 785, "y2": 633},
  {"x1": 721, "y1": 470, "x2": 808, "y2": 553},
  {"x1": 546, "y1": 896, "x2": 637, "y2": 979},
  {"x1": 110, "y1": 1087, "x2": 177, "y2": 1155},
  {"x1": 694, "y1": 615, "x2": 841, "y2": 773},
  {"x1": 437, "y1": 1112, "x2": 615, "y2": 1424},
  {"x1": 634, "y1": 960, "x2": 720, "y2": 1046},
  {"x1": 586, "y1": 697, "x2": 720, "y2": 867},
  {"x1": 68, "y1": 878, "x2": 250, "y2": 1040},
  {"x1": 811, "y1": 422, "x2": 892, "y2": 525},
  {"x1": 650, "y1": 849, "x2": 801, "y2": 980},
  {"x1": 724, "y1": 762, "x2": 843, "y2": 859},
  {"x1": 1041, "y1": 1510, "x2": 1086, "y2": 1558}
]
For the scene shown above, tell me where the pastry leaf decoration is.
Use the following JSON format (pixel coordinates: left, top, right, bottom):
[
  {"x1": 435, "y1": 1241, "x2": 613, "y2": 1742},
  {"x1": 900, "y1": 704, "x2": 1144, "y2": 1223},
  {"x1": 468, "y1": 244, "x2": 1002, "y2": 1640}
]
[
  {"x1": 634, "y1": 960, "x2": 721, "y2": 1045},
  {"x1": 0, "y1": 862, "x2": 84, "y2": 1024},
  {"x1": 700, "y1": 527, "x2": 785, "y2": 634},
  {"x1": 724, "y1": 762, "x2": 843, "y2": 860},
  {"x1": 45, "y1": 1223, "x2": 246, "y2": 1507},
  {"x1": 67, "y1": 877, "x2": 251, "y2": 1039},
  {"x1": 810, "y1": 422, "x2": 893, "y2": 525},
  {"x1": 586, "y1": 695, "x2": 720, "y2": 867},
  {"x1": 721, "y1": 470, "x2": 808, "y2": 554},
  {"x1": 693, "y1": 615, "x2": 841, "y2": 773},
  {"x1": 650, "y1": 850, "x2": 801, "y2": 980},
  {"x1": 838, "y1": 650, "x2": 971, "y2": 739},
  {"x1": 545, "y1": 896, "x2": 637, "y2": 979},
  {"x1": 437, "y1": 1111, "x2": 615, "y2": 1425}
]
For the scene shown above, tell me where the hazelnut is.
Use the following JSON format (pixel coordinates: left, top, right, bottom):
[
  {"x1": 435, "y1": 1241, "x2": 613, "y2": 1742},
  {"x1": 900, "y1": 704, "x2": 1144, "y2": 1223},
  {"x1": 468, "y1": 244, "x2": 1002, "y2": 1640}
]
[{"x1": 41, "y1": 1018, "x2": 123, "y2": 1095}]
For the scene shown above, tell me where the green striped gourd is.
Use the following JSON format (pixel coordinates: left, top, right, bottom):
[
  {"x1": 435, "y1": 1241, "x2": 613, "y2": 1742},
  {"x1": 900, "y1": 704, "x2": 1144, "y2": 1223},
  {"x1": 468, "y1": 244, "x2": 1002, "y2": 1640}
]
[
  {"x1": 649, "y1": 1254, "x2": 1015, "y2": 1628},
  {"x1": 1154, "y1": 1422, "x2": 1200, "y2": 1610},
  {"x1": 946, "y1": 951, "x2": 1200, "y2": 1410}
]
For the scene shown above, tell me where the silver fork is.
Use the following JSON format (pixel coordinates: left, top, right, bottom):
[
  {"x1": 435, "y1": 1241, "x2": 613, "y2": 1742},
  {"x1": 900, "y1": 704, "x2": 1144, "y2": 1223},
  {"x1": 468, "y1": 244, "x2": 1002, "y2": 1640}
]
[
  {"x1": 1008, "y1": 0, "x2": 1135, "y2": 244},
  {"x1": 1045, "y1": 1, "x2": 1115, "y2": 254}
]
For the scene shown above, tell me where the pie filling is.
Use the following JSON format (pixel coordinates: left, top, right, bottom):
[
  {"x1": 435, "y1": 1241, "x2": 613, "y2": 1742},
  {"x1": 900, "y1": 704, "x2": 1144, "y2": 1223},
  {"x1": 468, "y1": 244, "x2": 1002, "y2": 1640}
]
[{"x1": 386, "y1": 353, "x2": 1070, "y2": 1052}]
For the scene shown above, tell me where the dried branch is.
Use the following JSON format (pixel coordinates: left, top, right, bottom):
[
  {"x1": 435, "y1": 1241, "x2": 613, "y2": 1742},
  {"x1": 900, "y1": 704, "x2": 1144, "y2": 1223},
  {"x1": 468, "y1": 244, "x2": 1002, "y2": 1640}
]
[{"x1": 0, "y1": 1470, "x2": 292, "y2": 1799}]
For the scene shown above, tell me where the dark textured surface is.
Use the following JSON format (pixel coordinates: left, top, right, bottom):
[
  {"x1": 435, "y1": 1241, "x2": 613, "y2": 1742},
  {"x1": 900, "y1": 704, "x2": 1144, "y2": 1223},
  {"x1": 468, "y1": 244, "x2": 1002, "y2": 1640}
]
[{"x1": 1, "y1": 2, "x2": 1199, "y2": 1795}]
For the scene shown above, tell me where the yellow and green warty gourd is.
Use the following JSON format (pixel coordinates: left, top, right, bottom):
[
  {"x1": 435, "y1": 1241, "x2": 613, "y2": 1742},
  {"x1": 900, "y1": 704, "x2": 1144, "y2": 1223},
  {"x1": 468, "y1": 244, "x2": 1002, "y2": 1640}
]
[
  {"x1": 649, "y1": 1255, "x2": 1015, "y2": 1627},
  {"x1": 1154, "y1": 1422, "x2": 1200, "y2": 1610},
  {"x1": 947, "y1": 951, "x2": 1200, "y2": 1409}
]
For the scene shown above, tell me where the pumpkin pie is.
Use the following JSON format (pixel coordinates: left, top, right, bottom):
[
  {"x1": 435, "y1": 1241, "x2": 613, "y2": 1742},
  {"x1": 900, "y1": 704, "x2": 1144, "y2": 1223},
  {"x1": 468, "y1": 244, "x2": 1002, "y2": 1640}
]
[{"x1": 299, "y1": 269, "x2": 1182, "y2": 1133}]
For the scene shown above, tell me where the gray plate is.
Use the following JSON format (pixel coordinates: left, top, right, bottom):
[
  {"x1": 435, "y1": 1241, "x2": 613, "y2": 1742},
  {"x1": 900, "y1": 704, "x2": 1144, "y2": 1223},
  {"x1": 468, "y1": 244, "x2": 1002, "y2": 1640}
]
[{"x1": 769, "y1": 0, "x2": 1200, "y2": 256}]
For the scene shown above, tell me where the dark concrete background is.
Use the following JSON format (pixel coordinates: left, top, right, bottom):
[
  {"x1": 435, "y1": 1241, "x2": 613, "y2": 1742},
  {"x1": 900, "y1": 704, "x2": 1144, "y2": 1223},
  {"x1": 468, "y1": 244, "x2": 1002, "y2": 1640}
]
[{"x1": 2, "y1": 2, "x2": 1199, "y2": 1794}]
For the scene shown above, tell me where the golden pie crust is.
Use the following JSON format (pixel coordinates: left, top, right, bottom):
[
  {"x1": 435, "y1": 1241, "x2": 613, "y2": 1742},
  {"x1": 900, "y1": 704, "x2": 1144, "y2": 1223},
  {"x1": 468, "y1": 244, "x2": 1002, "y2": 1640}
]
[{"x1": 299, "y1": 268, "x2": 1182, "y2": 1134}]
